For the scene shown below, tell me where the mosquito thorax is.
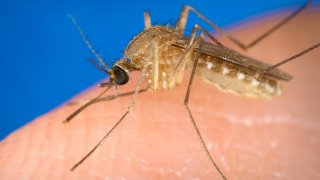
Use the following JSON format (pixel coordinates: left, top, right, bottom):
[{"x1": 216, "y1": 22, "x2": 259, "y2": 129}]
[{"x1": 124, "y1": 26, "x2": 183, "y2": 60}]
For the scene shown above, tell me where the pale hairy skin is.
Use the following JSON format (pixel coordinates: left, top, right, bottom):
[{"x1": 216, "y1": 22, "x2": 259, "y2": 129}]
[{"x1": 0, "y1": 8, "x2": 319, "y2": 180}]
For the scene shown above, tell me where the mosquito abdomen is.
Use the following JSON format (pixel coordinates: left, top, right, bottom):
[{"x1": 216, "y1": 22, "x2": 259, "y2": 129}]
[{"x1": 194, "y1": 54, "x2": 282, "y2": 98}]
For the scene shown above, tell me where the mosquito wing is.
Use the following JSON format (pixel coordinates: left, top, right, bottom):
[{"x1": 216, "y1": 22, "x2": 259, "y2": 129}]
[{"x1": 173, "y1": 39, "x2": 292, "y2": 81}]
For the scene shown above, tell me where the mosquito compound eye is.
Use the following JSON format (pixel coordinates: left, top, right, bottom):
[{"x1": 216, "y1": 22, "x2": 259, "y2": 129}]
[{"x1": 112, "y1": 66, "x2": 129, "y2": 85}]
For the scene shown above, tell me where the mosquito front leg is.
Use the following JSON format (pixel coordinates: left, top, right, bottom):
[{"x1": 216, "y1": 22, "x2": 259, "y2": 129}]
[
  {"x1": 67, "y1": 87, "x2": 147, "y2": 106},
  {"x1": 127, "y1": 44, "x2": 154, "y2": 111},
  {"x1": 63, "y1": 78, "x2": 146, "y2": 124},
  {"x1": 69, "y1": 41, "x2": 154, "y2": 171},
  {"x1": 67, "y1": 81, "x2": 117, "y2": 106},
  {"x1": 63, "y1": 84, "x2": 113, "y2": 124},
  {"x1": 176, "y1": 1, "x2": 311, "y2": 50}
]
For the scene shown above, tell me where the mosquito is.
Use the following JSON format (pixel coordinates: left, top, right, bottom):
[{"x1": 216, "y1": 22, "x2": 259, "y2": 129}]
[{"x1": 64, "y1": 1, "x2": 319, "y2": 179}]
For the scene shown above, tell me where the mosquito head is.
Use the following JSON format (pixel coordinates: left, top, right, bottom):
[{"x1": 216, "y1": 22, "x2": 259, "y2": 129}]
[
  {"x1": 109, "y1": 58, "x2": 131, "y2": 85},
  {"x1": 111, "y1": 65, "x2": 129, "y2": 85}
]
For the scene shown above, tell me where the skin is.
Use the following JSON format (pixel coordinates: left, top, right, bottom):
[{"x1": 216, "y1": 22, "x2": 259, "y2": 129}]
[{"x1": 0, "y1": 8, "x2": 319, "y2": 180}]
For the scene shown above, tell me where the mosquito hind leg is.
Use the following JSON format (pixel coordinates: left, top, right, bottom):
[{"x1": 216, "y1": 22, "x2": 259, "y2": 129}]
[
  {"x1": 176, "y1": 1, "x2": 311, "y2": 50},
  {"x1": 260, "y1": 43, "x2": 320, "y2": 74}
]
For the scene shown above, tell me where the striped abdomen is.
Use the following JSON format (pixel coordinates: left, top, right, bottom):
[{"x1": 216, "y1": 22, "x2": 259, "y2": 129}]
[{"x1": 193, "y1": 54, "x2": 282, "y2": 98}]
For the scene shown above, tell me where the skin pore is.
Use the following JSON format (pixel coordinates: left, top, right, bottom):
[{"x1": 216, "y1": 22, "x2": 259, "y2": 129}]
[{"x1": 0, "y1": 7, "x2": 319, "y2": 179}]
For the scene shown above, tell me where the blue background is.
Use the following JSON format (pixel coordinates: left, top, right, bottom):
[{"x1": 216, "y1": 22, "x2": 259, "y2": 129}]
[{"x1": 0, "y1": 0, "x2": 318, "y2": 140}]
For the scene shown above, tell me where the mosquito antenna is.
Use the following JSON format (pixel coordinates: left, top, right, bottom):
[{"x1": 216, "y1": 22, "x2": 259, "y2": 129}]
[
  {"x1": 261, "y1": 43, "x2": 319, "y2": 73},
  {"x1": 68, "y1": 14, "x2": 112, "y2": 73},
  {"x1": 88, "y1": 58, "x2": 110, "y2": 74},
  {"x1": 63, "y1": 85, "x2": 113, "y2": 124}
]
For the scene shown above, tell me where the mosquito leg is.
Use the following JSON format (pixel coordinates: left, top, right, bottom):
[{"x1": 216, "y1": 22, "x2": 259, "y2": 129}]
[
  {"x1": 200, "y1": 25, "x2": 248, "y2": 65},
  {"x1": 68, "y1": 88, "x2": 148, "y2": 171},
  {"x1": 172, "y1": 24, "x2": 242, "y2": 85},
  {"x1": 99, "y1": 82, "x2": 112, "y2": 87},
  {"x1": 171, "y1": 25, "x2": 203, "y2": 84},
  {"x1": 70, "y1": 41, "x2": 154, "y2": 171},
  {"x1": 64, "y1": 81, "x2": 145, "y2": 123},
  {"x1": 67, "y1": 87, "x2": 147, "y2": 106},
  {"x1": 99, "y1": 88, "x2": 148, "y2": 101},
  {"x1": 63, "y1": 85, "x2": 113, "y2": 124},
  {"x1": 175, "y1": 24, "x2": 245, "y2": 66},
  {"x1": 68, "y1": 81, "x2": 119, "y2": 105},
  {"x1": 70, "y1": 85, "x2": 148, "y2": 171},
  {"x1": 176, "y1": 33, "x2": 227, "y2": 179},
  {"x1": 150, "y1": 38, "x2": 159, "y2": 90},
  {"x1": 260, "y1": 43, "x2": 320, "y2": 74},
  {"x1": 144, "y1": 11, "x2": 152, "y2": 29},
  {"x1": 176, "y1": 1, "x2": 311, "y2": 50}
]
